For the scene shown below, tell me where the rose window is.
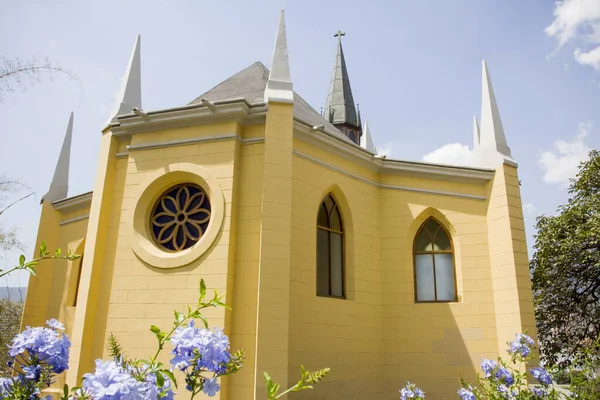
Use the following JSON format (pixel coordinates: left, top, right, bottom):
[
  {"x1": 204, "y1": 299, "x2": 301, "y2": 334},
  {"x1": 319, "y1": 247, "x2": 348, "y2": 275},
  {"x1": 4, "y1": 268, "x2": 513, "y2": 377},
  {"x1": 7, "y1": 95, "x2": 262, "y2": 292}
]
[{"x1": 150, "y1": 184, "x2": 211, "y2": 251}]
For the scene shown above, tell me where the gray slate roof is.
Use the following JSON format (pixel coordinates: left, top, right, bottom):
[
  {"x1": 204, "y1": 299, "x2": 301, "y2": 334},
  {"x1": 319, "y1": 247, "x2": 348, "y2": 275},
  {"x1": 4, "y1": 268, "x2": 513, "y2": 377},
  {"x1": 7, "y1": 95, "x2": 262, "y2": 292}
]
[
  {"x1": 323, "y1": 40, "x2": 359, "y2": 127},
  {"x1": 189, "y1": 62, "x2": 351, "y2": 144}
]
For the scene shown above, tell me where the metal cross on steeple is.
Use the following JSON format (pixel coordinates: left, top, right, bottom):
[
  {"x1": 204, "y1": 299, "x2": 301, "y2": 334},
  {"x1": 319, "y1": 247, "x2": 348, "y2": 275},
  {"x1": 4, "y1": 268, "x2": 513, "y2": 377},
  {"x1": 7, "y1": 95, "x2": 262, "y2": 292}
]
[{"x1": 334, "y1": 30, "x2": 345, "y2": 42}]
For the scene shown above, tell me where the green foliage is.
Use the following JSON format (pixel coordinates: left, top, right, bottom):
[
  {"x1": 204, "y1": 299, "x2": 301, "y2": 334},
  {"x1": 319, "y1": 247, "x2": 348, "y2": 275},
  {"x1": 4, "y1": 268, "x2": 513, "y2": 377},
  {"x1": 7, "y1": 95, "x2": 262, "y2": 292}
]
[
  {"x1": 0, "y1": 241, "x2": 80, "y2": 280},
  {"x1": 567, "y1": 337, "x2": 600, "y2": 399},
  {"x1": 0, "y1": 296, "x2": 23, "y2": 374},
  {"x1": 530, "y1": 150, "x2": 600, "y2": 367},
  {"x1": 106, "y1": 333, "x2": 126, "y2": 362},
  {"x1": 264, "y1": 365, "x2": 330, "y2": 400}
]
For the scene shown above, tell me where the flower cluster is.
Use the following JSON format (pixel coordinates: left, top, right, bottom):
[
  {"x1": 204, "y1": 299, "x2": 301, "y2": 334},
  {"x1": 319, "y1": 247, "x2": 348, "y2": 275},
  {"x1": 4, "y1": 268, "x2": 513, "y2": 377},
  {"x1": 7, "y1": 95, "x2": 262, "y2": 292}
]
[
  {"x1": 399, "y1": 382, "x2": 425, "y2": 400},
  {"x1": 0, "y1": 319, "x2": 70, "y2": 399},
  {"x1": 457, "y1": 386, "x2": 476, "y2": 400},
  {"x1": 82, "y1": 359, "x2": 174, "y2": 400},
  {"x1": 170, "y1": 321, "x2": 231, "y2": 396},
  {"x1": 507, "y1": 333, "x2": 535, "y2": 358}
]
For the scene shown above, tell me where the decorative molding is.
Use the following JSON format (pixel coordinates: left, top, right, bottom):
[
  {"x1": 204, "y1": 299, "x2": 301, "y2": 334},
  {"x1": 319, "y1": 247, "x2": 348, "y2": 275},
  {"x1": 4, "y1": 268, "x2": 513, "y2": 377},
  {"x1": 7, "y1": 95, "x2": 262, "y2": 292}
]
[
  {"x1": 293, "y1": 151, "x2": 487, "y2": 201},
  {"x1": 293, "y1": 122, "x2": 494, "y2": 184},
  {"x1": 108, "y1": 98, "x2": 267, "y2": 136},
  {"x1": 117, "y1": 134, "x2": 264, "y2": 157},
  {"x1": 60, "y1": 214, "x2": 90, "y2": 226},
  {"x1": 52, "y1": 192, "x2": 93, "y2": 213}
]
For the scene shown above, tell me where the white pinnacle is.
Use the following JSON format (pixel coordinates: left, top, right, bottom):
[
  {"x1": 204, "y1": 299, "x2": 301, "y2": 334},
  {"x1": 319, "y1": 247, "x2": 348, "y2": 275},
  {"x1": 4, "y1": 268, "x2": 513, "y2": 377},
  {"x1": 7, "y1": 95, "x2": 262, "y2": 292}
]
[
  {"x1": 264, "y1": 9, "x2": 293, "y2": 103},
  {"x1": 360, "y1": 121, "x2": 377, "y2": 154},
  {"x1": 475, "y1": 60, "x2": 516, "y2": 167},
  {"x1": 42, "y1": 112, "x2": 73, "y2": 203},
  {"x1": 107, "y1": 35, "x2": 142, "y2": 125}
]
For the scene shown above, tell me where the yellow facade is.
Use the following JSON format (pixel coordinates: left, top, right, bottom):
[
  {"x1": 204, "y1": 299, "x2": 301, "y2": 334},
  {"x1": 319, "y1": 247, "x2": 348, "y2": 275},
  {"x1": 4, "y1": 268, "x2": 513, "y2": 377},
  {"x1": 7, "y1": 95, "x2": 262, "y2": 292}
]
[{"x1": 21, "y1": 18, "x2": 536, "y2": 400}]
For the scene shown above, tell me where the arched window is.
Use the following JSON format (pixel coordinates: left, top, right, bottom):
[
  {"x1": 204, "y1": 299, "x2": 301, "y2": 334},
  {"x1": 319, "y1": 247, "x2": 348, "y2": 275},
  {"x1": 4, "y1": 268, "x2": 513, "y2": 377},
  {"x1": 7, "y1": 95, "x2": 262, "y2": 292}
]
[
  {"x1": 316, "y1": 194, "x2": 344, "y2": 298},
  {"x1": 413, "y1": 218, "x2": 456, "y2": 302}
]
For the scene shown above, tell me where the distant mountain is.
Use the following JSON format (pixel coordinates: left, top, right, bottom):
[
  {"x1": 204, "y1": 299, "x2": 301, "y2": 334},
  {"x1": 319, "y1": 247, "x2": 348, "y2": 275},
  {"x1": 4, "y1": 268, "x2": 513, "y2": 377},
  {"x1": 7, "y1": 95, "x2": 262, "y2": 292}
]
[{"x1": 0, "y1": 287, "x2": 26, "y2": 302}]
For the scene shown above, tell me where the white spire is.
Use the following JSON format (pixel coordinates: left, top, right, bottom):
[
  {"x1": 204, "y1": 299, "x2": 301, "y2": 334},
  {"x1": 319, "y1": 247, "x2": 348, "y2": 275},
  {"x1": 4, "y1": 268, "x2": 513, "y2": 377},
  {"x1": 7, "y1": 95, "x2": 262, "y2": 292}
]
[
  {"x1": 107, "y1": 35, "x2": 141, "y2": 125},
  {"x1": 474, "y1": 60, "x2": 516, "y2": 167},
  {"x1": 360, "y1": 121, "x2": 377, "y2": 154},
  {"x1": 42, "y1": 112, "x2": 73, "y2": 203},
  {"x1": 264, "y1": 9, "x2": 293, "y2": 103},
  {"x1": 473, "y1": 115, "x2": 480, "y2": 150}
]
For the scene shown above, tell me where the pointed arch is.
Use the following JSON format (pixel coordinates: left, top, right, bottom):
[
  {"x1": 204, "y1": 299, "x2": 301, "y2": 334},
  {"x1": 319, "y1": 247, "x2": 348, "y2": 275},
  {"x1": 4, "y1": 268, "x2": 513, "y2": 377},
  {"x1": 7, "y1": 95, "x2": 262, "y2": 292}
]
[
  {"x1": 411, "y1": 212, "x2": 458, "y2": 302},
  {"x1": 67, "y1": 238, "x2": 86, "y2": 307},
  {"x1": 316, "y1": 190, "x2": 347, "y2": 298}
]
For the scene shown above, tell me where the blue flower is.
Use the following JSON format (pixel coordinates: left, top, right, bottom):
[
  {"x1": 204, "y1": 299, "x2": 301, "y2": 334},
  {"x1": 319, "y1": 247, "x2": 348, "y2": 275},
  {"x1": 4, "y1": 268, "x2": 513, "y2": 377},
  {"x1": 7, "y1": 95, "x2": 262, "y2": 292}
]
[
  {"x1": 0, "y1": 377, "x2": 14, "y2": 397},
  {"x1": 532, "y1": 386, "x2": 546, "y2": 397},
  {"x1": 46, "y1": 319, "x2": 65, "y2": 331},
  {"x1": 480, "y1": 359, "x2": 498, "y2": 378},
  {"x1": 530, "y1": 367, "x2": 552, "y2": 386},
  {"x1": 457, "y1": 386, "x2": 476, "y2": 400},
  {"x1": 494, "y1": 367, "x2": 514, "y2": 386},
  {"x1": 496, "y1": 384, "x2": 513, "y2": 399},
  {"x1": 8, "y1": 321, "x2": 71, "y2": 375},
  {"x1": 507, "y1": 333, "x2": 535, "y2": 357},
  {"x1": 82, "y1": 359, "x2": 151, "y2": 399},
  {"x1": 145, "y1": 371, "x2": 175, "y2": 400},
  {"x1": 203, "y1": 377, "x2": 220, "y2": 397},
  {"x1": 170, "y1": 322, "x2": 231, "y2": 374},
  {"x1": 399, "y1": 382, "x2": 424, "y2": 399}
]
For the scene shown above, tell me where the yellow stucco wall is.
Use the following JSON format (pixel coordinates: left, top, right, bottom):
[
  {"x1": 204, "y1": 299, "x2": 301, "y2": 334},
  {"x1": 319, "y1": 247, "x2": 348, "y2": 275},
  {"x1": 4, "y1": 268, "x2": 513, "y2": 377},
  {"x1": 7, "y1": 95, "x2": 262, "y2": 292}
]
[{"x1": 24, "y1": 108, "x2": 535, "y2": 399}]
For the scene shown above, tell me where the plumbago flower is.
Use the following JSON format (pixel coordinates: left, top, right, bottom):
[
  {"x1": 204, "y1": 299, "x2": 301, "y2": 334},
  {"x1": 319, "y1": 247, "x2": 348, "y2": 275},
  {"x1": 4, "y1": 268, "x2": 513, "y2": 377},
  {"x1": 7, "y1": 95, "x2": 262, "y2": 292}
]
[
  {"x1": 399, "y1": 382, "x2": 425, "y2": 399},
  {"x1": 0, "y1": 278, "x2": 329, "y2": 399},
  {"x1": 455, "y1": 332, "x2": 562, "y2": 399},
  {"x1": 0, "y1": 319, "x2": 71, "y2": 399}
]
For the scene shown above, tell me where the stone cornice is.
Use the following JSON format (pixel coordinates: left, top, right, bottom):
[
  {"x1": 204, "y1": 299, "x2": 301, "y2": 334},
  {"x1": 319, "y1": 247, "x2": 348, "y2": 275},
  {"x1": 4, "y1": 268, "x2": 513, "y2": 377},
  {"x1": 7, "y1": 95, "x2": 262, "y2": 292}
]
[
  {"x1": 293, "y1": 121, "x2": 494, "y2": 184},
  {"x1": 52, "y1": 191, "x2": 93, "y2": 213},
  {"x1": 107, "y1": 99, "x2": 267, "y2": 137}
]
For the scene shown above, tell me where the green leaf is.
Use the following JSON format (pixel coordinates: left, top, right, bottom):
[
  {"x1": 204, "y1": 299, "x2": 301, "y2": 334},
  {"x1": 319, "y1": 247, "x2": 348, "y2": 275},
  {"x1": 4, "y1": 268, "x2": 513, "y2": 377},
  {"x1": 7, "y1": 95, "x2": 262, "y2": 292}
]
[
  {"x1": 63, "y1": 384, "x2": 69, "y2": 399},
  {"x1": 55, "y1": 248, "x2": 62, "y2": 256},
  {"x1": 156, "y1": 370, "x2": 165, "y2": 387},
  {"x1": 25, "y1": 266, "x2": 36, "y2": 276},
  {"x1": 199, "y1": 279, "x2": 207, "y2": 302},
  {"x1": 161, "y1": 369, "x2": 177, "y2": 389},
  {"x1": 19, "y1": 254, "x2": 25, "y2": 266},
  {"x1": 40, "y1": 241, "x2": 47, "y2": 255}
]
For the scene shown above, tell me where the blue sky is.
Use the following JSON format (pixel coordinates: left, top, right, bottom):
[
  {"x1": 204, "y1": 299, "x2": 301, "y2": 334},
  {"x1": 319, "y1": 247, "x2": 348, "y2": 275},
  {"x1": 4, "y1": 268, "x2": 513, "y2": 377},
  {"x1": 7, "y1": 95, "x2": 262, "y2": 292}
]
[{"x1": 1, "y1": 1, "x2": 599, "y2": 286}]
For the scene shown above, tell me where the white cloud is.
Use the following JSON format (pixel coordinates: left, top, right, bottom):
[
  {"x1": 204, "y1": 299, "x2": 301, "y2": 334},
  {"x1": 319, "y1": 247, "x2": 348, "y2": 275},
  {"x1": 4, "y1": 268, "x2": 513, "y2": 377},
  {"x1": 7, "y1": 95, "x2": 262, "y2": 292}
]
[
  {"x1": 522, "y1": 203, "x2": 536, "y2": 217},
  {"x1": 422, "y1": 143, "x2": 474, "y2": 166},
  {"x1": 546, "y1": 0, "x2": 600, "y2": 69},
  {"x1": 574, "y1": 46, "x2": 600, "y2": 70},
  {"x1": 378, "y1": 142, "x2": 393, "y2": 158},
  {"x1": 538, "y1": 121, "x2": 592, "y2": 185}
]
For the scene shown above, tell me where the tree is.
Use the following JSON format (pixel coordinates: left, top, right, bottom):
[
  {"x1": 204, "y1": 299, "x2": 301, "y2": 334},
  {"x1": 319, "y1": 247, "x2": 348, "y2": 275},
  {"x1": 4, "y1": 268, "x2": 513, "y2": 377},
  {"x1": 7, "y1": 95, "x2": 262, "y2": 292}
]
[
  {"x1": 530, "y1": 150, "x2": 600, "y2": 367},
  {"x1": 0, "y1": 56, "x2": 80, "y2": 103}
]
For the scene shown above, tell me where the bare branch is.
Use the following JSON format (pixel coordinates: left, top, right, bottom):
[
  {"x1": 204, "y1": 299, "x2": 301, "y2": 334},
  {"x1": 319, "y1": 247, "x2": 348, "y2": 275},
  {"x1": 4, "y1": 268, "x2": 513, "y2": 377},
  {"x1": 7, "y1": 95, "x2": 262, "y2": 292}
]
[{"x1": 0, "y1": 56, "x2": 82, "y2": 103}]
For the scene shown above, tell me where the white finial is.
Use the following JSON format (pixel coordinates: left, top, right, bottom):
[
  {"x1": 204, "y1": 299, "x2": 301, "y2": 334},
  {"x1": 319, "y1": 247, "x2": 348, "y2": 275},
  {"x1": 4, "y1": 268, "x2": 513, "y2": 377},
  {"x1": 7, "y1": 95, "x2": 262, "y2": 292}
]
[
  {"x1": 475, "y1": 60, "x2": 516, "y2": 167},
  {"x1": 42, "y1": 112, "x2": 73, "y2": 203},
  {"x1": 473, "y1": 115, "x2": 480, "y2": 150},
  {"x1": 264, "y1": 9, "x2": 293, "y2": 103},
  {"x1": 360, "y1": 121, "x2": 377, "y2": 154},
  {"x1": 107, "y1": 35, "x2": 142, "y2": 125}
]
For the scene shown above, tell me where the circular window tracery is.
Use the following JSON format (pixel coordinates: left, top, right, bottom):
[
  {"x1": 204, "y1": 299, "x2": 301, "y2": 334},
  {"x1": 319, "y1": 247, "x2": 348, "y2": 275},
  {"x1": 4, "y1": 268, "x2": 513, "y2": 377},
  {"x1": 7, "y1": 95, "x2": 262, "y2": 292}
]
[{"x1": 150, "y1": 184, "x2": 211, "y2": 251}]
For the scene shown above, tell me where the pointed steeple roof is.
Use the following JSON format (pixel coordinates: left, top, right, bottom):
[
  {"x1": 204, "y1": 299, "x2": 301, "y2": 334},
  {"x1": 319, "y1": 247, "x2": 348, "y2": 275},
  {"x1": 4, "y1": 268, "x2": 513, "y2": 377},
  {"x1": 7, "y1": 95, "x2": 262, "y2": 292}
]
[
  {"x1": 107, "y1": 35, "x2": 141, "y2": 125},
  {"x1": 42, "y1": 112, "x2": 73, "y2": 203},
  {"x1": 264, "y1": 9, "x2": 293, "y2": 103},
  {"x1": 474, "y1": 61, "x2": 516, "y2": 167},
  {"x1": 324, "y1": 31, "x2": 358, "y2": 127},
  {"x1": 360, "y1": 121, "x2": 377, "y2": 153}
]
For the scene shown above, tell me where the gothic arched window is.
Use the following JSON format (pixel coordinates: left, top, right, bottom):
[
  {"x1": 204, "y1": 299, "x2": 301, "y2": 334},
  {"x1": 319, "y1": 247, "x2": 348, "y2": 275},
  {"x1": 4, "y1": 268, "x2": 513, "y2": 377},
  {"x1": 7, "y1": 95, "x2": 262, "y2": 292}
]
[
  {"x1": 413, "y1": 218, "x2": 457, "y2": 302},
  {"x1": 316, "y1": 194, "x2": 345, "y2": 298}
]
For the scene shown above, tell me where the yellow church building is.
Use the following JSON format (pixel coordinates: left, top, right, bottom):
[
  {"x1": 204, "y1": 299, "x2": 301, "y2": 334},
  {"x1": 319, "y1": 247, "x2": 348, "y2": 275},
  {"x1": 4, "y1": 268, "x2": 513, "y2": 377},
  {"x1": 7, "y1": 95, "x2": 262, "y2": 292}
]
[{"x1": 21, "y1": 10, "x2": 536, "y2": 400}]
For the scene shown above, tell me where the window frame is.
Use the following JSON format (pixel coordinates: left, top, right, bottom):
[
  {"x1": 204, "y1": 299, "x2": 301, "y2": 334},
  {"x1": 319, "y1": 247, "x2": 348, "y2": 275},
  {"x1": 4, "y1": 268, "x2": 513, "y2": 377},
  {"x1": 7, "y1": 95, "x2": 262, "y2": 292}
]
[
  {"x1": 413, "y1": 217, "x2": 458, "y2": 303},
  {"x1": 316, "y1": 194, "x2": 346, "y2": 299}
]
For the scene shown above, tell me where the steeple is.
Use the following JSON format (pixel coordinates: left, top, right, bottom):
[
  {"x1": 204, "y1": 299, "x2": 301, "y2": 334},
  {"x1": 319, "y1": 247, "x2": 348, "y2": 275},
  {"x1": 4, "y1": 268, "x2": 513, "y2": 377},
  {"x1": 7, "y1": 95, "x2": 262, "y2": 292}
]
[
  {"x1": 264, "y1": 9, "x2": 293, "y2": 103},
  {"x1": 107, "y1": 35, "x2": 142, "y2": 125},
  {"x1": 474, "y1": 60, "x2": 515, "y2": 167},
  {"x1": 324, "y1": 31, "x2": 362, "y2": 144},
  {"x1": 360, "y1": 121, "x2": 377, "y2": 154},
  {"x1": 42, "y1": 112, "x2": 73, "y2": 203}
]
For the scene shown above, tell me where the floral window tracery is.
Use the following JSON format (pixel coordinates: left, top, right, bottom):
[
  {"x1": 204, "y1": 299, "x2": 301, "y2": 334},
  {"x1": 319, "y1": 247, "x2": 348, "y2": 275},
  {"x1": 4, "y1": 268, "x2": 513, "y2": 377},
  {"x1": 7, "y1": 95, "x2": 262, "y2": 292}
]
[{"x1": 150, "y1": 184, "x2": 211, "y2": 252}]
